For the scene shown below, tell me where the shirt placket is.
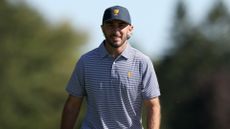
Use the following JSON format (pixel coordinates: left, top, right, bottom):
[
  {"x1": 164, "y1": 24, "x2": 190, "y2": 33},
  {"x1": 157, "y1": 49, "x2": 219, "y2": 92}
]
[{"x1": 110, "y1": 57, "x2": 120, "y2": 87}]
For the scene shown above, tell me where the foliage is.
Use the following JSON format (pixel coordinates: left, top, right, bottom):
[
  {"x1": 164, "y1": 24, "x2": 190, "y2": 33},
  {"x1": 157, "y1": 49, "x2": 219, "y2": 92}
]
[
  {"x1": 1, "y1": 0, "x2": 230, "y2": 129},
  {"x1": 0, "y1": 0, "x2": 87, "y2": 129},
  {"x1": 156, "y1": 1, "x2": 230, "y2": 129}
]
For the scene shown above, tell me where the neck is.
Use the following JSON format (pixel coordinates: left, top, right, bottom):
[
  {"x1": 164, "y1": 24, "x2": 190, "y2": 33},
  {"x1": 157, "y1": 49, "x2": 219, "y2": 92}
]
[{"x1": 104, "y1": 41, "x2": 128, "y2": 58}]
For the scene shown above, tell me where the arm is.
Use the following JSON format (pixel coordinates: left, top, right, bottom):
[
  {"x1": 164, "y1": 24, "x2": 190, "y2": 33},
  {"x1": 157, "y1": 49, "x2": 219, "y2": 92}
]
[
  {"x1": 144, "y1": 97, "x2": 161, "y2": 129},
  {"x1": 61, "y1": 95, "x2": 83, "y2": 129}
]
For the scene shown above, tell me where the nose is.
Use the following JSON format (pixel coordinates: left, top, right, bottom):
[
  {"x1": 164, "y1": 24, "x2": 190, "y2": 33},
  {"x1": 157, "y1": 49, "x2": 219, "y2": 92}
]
[
  {"x1": 112, "y1": 26, "x2": 120, "y2": 31},
  {"x1": 111, "y1": 25, "x2": 121, "y2": 34},
  {"x1": 112, "y1": 29, "x2": 121, "y2": 36}
]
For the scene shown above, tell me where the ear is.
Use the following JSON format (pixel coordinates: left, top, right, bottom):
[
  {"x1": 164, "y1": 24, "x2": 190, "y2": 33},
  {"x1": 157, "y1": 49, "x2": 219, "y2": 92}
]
[
  {"x1": 101, "y1": 24, "x2": 104, "y2": 30},
  {"x1": 101, "y1": 24, "x2": 107, "y2": 38},
  {"x1": 128, "y1": 25, "x2": 134, "y2": 36},
  {"x1": 128, "y1": 25, "x2": 134, "y2": 33},
  {"x1": 101, "y1": 24, "x2": 105, "y2": 34}
]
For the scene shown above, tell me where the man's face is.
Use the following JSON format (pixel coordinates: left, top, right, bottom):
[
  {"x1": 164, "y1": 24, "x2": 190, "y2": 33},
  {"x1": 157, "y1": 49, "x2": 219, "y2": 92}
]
[{"x1": 101, "y1": 20, "x2": 133, "y2": 48}]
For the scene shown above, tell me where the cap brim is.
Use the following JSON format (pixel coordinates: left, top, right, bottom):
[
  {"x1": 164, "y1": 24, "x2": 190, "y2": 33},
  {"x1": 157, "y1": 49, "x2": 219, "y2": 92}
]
[{"x1": 103, "y1": 18, "x2": 131, "y2": 25}]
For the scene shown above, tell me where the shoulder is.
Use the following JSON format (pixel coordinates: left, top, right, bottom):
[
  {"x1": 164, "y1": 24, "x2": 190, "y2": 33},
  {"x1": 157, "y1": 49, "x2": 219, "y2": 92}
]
[
  {"x1": 79, "y1": 47, "x2": 99, "y2": 61},
  {"x1": 128, "y1": 46, "x2": 156, "y2": 73},
  {"x1": 130, "y1": 46, "x2": 152, "y2": 64},
  {"x1": 83, "y1": 47, "x2": 99, "y2": 58},
  {"x1": 76, "y1": 47, "x2": 100, "y2": 67}
]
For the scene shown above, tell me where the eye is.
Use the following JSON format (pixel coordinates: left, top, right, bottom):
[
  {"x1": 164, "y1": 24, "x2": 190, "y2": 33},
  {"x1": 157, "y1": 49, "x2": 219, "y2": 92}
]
[
  {"x1": 118, "y1": 23, "x2": 128, "y2": 29},
  {"x1": 103, "y1": 21, "x2": 128, "y2": 29},
  {"x1": 104, "y1": 22, "x2": 114, "y2": 28}
]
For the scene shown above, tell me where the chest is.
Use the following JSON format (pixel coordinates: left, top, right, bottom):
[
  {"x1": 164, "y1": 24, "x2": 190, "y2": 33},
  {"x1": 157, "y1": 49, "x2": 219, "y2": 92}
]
[{"x1": 84, "y1": 57, "x2": 142, "y2": 96}]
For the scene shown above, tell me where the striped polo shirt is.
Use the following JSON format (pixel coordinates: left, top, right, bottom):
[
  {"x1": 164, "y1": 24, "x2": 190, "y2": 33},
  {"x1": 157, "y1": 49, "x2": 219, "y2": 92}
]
[{"x1": 66, "y1": 41, "x2": 160, "y2": 129}]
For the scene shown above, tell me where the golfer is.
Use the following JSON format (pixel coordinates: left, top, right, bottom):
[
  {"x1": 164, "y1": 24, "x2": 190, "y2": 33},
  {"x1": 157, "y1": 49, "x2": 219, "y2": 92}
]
[{"x1": 61, "y1": 5, "x2": 161, "y2": 129}]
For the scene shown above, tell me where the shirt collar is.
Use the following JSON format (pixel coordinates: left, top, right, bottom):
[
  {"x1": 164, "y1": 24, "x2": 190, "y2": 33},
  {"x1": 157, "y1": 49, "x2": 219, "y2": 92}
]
[
  {"x1": 98, "y1": 40, "x2": 133, "y2": 59},
  {"x1": 120, "y1": 43, "x2": 132, "y2": 59},
  {"x1": 98, "y1": 41, "x2": 109, "y2": 58}
]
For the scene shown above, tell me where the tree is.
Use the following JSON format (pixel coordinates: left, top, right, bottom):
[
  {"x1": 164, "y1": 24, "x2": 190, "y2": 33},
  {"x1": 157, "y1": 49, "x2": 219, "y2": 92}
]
[
  {"x1": 156, "y1": 1, "x2": 230, "y2": 129},
  {"x1": 0, "y1": 0, "x2": 88, "y2": 129}
]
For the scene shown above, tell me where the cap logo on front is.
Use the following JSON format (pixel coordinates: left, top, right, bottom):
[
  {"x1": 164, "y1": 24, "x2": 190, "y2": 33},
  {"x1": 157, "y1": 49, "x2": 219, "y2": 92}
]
[
  {"x1": 102, "y1": 6, "x2": 131, "y2": 25},
  {"x1": 113, "y1": 9, "x2": 119, "y2": 16}
]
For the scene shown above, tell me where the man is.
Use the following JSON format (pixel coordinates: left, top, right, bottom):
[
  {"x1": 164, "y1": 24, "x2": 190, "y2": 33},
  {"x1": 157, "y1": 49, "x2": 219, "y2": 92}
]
[{"x1": 61, "y1": 5, "x2": 161, "y2": 129}]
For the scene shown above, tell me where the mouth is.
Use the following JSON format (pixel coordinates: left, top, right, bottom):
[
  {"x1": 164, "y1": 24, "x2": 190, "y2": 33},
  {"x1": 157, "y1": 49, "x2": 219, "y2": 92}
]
[
  {"x1": 111, "y1": 34, "x2": 121, "y2": 40},
  {"x1": 112, "y1": 36, "x2": 120, "y2": 39},
  {"x1": 111, "y1": 37, "x2": 121, "y2": 43}
]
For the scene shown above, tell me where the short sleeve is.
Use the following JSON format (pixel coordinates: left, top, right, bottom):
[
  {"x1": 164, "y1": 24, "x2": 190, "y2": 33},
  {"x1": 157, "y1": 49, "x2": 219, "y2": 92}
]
[
  {"x1": 66, "y1": 57, "x2": 86, "y2": 97},
  {"x1": 141, "y1": 57, "x2": 160, "y2": 99}
]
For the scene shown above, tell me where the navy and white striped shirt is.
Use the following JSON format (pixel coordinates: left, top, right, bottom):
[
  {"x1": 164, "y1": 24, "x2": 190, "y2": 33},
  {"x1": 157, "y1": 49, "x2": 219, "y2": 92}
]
[{"x1": 66, "y1": 41, "x2": 160, "y2": 129}]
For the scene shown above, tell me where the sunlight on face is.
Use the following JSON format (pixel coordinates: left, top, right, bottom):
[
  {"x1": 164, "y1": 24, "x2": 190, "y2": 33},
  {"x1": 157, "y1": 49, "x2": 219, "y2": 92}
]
[{"x1": 102, "y1": 20, "x2": 133, "y2": 48}]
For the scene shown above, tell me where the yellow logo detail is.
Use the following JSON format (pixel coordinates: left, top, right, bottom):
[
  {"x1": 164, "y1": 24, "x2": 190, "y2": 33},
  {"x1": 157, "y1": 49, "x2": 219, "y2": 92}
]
[
  {"x1": 113, "y1": 9, "x2": 119, "y2": 16},
  {"x1": 128, "y1": 71, "x2": 132, "y2": 78}
]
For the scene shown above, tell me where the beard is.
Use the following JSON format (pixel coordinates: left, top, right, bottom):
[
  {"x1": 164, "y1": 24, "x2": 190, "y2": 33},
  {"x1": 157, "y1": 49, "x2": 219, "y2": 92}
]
[{"x1": 105, "y1": 34, "x2": 128, "y2": 48}]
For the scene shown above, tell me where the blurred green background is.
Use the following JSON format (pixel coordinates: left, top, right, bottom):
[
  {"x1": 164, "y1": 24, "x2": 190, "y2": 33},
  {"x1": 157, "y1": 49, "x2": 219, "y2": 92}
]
[{"x1": 0, "y1": 0, "x2": 230, "y2": 129}]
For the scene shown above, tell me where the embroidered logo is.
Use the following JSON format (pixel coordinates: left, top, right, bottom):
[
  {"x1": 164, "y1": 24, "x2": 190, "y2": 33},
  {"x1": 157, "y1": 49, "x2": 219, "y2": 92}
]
[
  {"x1": 113, "y1": 9, "x2": 119, "y2": 16},
  {"x1": 128, "y1": 71, "x2": 133, "y2": 78}
]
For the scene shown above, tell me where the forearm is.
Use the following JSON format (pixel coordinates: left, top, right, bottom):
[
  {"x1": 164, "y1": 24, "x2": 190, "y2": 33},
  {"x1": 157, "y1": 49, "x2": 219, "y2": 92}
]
[
  {"x1": 145, "y1": 97, "x2": 161, "y2": 129},
  {"x1": 61, "y1": 105, "x2": 80, "y2": 129},
  {"x1": 146, "y1": 104, "x2": 161, "y2": 129},
  {"x1": 61, "y1": 95, "x2": 83, "y2": 129}
]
